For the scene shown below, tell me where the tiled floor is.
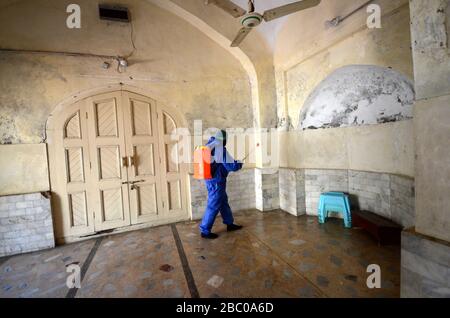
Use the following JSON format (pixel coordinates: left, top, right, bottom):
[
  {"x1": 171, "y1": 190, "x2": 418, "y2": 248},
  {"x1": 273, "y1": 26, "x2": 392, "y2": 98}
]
[{"x1": 0, "y1": 210, "x2": 400, "y2": 298}]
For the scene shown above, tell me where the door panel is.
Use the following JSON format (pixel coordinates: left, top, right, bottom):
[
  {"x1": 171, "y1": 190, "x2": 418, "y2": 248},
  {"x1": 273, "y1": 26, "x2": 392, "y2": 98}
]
[
  {"x1": 135, "y1": 183, "x2": 158, "y2": 216},
  {"x1": 52, "y1": 102, "x2": 95, "y2": 238},
  {"x1": 158, "y1": 109, "x2": 187, "y2": 217},
  {"x1": 87, "y1": 92, "x2": 131, "y2": 231},
  {"x1": 65, "y1": 147, "x2": 85, "y2": 183},
  {"x1": 131, "y1": 99, "x2": 153, "y2": 136},
  {"x1": 164, "y1": 143, "x2": 180, "y2": 173},
  {"x1": 98, "y1": 146, "x2": 121, "y2": 180},
  {"x1": 133, "y1": 144, "x2": 155, "y2": 176},
  {"x1": 162, "y1": 112, "x2": 176, "y2": 135},
  {"x1": 64, "y1": 142, "x2": 92, "y2": 233},
  {"x1": 95, "y1": 99, "x2": 119, "y2": 137},
  {"x1": 65, "y1": 112, "x2": 82, "y2": 139},
  {"x1": 122, "y1": 92, "x2": 163, "y2": 225},
  {"x1": 100, "y1": 188, "x2": 125, "y2": 221},
  {"x1": 167, "y1": 180, "x2": 182, "y2": 211},
  {"x1": 68, "y1": 192, "x2": 88, "y2": 227}
]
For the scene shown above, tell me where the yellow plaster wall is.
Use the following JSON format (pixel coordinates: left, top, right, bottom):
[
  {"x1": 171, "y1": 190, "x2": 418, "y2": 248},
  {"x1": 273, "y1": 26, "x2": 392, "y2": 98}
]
[
  {"x1": 274, "y1": 0, "x2": 415, "y2": 176},
  {"x1": 0, "y1": 144, "x2": 49, "y2": 195}
]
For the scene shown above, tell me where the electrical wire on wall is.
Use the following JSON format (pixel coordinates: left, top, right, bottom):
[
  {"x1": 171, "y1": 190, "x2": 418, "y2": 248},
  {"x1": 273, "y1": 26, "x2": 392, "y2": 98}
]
[
  {"x1": 117, "y1": 13, "x2": 137, "y2": 73},
  {"x1": 42, "y1": 116, "x2": 51, "y2": 143},
  {"x1": 325, "y1": 0, "x2": 375, "y2": 28},
  {"x1": 127, "y1": 14, "x2": 137, "y2": 59},
  {"x1": 0, "y1": 9, "x2": 138, "y2": 74},
  {"x1": 0, "y1": 48, "x2": 126, "y2": 74}
]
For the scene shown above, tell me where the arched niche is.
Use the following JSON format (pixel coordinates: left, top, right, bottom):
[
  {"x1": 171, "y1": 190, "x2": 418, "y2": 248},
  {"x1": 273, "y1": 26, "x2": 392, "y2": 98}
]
[{"x1": 299, "y1": 65, "x2": 415, "y2": 130}]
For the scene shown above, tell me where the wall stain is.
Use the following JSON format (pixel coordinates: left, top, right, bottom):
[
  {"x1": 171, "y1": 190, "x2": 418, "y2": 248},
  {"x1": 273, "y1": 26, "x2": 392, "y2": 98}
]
[
  {"x1": 0, "y1": 53, "x2": 67, "y2": 144},
  {"x1": 299, "y1": 65, "x2": 415, "y2": 130}
]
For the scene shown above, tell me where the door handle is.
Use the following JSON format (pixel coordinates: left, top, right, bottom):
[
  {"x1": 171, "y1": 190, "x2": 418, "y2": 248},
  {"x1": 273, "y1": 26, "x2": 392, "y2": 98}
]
[
  {"x1": 128, "y1": 155, "x2": 136, "y2": 166},
  {"x1": 121, "y1": 157, "x2": 128, "y2": 167},
  {"x1": 130, "y1": 180, "x2": 145, "y2": 185},
  {"x1": 130, "y1": 180, "x2": 145, "y2": 191},
  {"x1": 124, "y1": 180, "x2": 145, "y2": 190},
  {"x1": 122, "y1": 180, "x2": 144, "y2": 185}
]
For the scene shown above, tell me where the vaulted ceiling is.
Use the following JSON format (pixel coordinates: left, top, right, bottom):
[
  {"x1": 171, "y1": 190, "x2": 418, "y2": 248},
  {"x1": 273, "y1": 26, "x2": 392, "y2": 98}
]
[{"x1": 231, "y1": 0, "x2": 300, "y2": 49}]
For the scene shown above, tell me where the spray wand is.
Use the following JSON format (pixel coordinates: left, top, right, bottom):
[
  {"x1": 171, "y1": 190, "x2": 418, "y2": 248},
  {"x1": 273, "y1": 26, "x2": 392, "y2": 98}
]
[{"x1": 240, "y1": 143, "x2": 260, "y2": 162}]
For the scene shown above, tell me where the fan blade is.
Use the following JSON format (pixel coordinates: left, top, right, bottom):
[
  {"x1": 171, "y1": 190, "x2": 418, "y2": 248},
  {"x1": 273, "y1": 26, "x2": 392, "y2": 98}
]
[
  {"x1": 263, "y1": 0, "x2": 321, "y2": 22},
  {"x1": 207, "y1": 0, "x2": 247, "y2": 18},
  {"x1": 230, "y1": 27, "x2": 253, "y2": 47}
]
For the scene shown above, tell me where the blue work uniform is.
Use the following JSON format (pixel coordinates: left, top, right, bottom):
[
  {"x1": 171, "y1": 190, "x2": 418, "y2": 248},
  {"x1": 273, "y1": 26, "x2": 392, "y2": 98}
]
[{"x1": 199, "y1": 137, "x2": 243, "y2": 235}]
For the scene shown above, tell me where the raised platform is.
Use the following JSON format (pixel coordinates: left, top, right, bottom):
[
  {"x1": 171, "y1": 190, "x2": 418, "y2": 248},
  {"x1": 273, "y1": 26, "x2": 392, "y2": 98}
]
[{"x1": 352, "y1": 210, "x2": 402, "y2": 245}]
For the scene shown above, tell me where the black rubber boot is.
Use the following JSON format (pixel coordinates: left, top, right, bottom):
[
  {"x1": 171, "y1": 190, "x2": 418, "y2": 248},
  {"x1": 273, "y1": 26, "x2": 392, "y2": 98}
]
[
  {"x1": 201, "y1": 233, "x2": 219, "y2": 239},
  {"x1": 227, "y1": 224, "x2": 243, "y2": 232}
]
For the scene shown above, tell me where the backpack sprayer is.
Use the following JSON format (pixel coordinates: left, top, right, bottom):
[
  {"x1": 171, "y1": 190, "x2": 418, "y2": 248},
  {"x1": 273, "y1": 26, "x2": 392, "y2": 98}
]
[{"x1": 194, "y1": 143, "x2": 260, "y2": 180}]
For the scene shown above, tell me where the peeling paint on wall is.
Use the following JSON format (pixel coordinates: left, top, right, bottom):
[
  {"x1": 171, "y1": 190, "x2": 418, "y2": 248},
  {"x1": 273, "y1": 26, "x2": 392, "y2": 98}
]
[
  {"x1": 0, "y1": 53, "x2": 68, "y2": 144},
  {"x1": 299, "y1": 65, "x2": 415, "y2": 130},
  {"x1": 0, "y1": 0, "x2": 254, "y2": 144},
  {"x1": 277, "y1": 3, "x2": 414, "y2": 130},
  {"x1": 413, "y1": 0, "x2": 448, "y2": 50},
  {"x1": 410, "y1": 0, "x2": 450, "y2": 99}
]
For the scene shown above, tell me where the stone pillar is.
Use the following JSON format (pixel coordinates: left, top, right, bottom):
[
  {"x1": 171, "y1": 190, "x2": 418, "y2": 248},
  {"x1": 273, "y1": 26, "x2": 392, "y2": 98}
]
[
  {"x1": 279, "y1": 168, "x2": 306, "y2": 216},
  {"x1": 255, "y1": 168, "x2": 280, "y2": 212},
  {"x1": 401, "y1": 0, "x2": 450, "y2": 297},
  {"x1": 410, "y1": 0, "x2": 450, "y2": 243}
]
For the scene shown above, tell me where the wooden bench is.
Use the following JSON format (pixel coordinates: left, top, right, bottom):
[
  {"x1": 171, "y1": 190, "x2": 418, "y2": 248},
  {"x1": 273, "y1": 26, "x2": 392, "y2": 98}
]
[{"x1": 352, "y1": 210, "x2": 402, "y2": 245}]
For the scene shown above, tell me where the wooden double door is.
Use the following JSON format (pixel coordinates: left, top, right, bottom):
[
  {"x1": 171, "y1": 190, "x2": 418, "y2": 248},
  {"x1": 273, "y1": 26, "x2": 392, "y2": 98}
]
[{"x1": 50, "y1": 91, "x2": 187, "y2": 240}]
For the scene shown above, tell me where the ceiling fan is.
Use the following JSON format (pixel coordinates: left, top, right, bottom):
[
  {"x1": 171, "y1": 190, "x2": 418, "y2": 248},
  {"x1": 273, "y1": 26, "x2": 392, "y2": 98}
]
[{"x1": 206, "y1": 0, "x2": 321, "y2": 47}]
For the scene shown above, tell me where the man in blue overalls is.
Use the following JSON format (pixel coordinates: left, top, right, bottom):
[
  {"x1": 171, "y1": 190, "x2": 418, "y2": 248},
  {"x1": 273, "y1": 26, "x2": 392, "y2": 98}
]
[{"x1": 200, "y1": 130, "x2": 243, "y2": 239}]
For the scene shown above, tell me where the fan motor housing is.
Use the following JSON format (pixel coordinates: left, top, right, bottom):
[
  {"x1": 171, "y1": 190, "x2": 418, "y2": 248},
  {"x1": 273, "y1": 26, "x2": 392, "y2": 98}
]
[{"x1": 241, "y1": 12, "x2": 262, "y2": 28}]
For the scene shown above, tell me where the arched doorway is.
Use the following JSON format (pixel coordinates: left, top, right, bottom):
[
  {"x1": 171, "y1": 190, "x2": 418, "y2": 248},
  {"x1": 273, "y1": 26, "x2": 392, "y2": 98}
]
[{"x1": 48, "y1": 88, "x2": 189, "y2": 243}]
